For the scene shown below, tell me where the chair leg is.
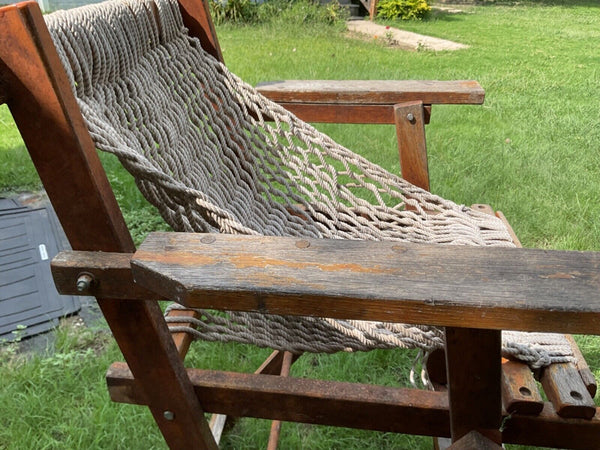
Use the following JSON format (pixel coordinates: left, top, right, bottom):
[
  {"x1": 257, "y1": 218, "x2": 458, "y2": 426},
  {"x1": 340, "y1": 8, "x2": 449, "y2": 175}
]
[
  {"x1": 266, "y1": 351, "x2": 295, "y2": 450},
  {"x1": 100, "y1": 300, "x2": 218, "y2": 449},
  {"x1": 445, "y1": 327, "x2": 502, "y2": 444}
]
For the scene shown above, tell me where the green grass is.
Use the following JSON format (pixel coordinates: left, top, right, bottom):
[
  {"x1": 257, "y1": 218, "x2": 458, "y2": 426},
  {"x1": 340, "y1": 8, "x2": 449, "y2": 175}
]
[{"x1": 1, "y1": 1, "x2": 600, "y2": 448}]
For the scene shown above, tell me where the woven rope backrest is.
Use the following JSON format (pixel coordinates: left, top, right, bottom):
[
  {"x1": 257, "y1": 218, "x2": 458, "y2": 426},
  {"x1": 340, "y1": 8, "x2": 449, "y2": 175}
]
[
  {"x1": 41, "y1": 0, "x2": 579, "y2": 367},
  {"x1": 45, "y1": 0, "x2": 514, "y2": 246}
]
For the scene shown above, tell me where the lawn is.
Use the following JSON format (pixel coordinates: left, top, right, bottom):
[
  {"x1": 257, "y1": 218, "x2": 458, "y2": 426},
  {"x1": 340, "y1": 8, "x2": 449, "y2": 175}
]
[{"x1": 1, "y1": 1, "x2": 599, "y2": 448}]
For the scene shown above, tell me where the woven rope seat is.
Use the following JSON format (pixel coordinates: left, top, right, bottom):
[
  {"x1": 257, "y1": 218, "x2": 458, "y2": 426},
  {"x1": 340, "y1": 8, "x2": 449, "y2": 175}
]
[{"x1": 45, "y1": 0, "x2": 573, "y2": 368}]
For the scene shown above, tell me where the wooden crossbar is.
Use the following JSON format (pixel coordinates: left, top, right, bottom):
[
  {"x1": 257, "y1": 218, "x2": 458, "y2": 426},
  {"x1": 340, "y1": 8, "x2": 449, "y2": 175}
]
[{"x1": 106, "y1": 362, "x2": 600, "y2": 449}]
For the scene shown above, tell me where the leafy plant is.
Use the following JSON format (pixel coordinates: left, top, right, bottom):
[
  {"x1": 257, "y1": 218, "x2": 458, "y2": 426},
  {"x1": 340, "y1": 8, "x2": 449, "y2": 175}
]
[
  {"x1": 210, "y1": 0, "x2": 258, "y2": 25},
  {"x1": 211, "y1": 0, "x2": 348, "y2": 27},
  {"x1": 377, "y1": 0, "x2": 430, "y2": 20}
]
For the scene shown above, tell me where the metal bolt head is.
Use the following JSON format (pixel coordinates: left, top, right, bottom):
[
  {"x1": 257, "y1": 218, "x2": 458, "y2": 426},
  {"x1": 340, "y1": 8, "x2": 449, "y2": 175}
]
[
  {"x1": 163, "y1": 410, "x2": 175, "y2": 421},
  {"x1": 76, "y1": 273, "x2": 94, "y2": 292},
  {"x1": 406, "y1": 113, "x2": 416, "y2": 123}
]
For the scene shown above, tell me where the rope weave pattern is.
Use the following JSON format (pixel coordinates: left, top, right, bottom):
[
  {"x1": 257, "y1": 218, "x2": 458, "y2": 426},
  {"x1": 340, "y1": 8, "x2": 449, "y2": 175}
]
[{"x1": 45, "y1": 0, "x2": 573, "y2": 367}]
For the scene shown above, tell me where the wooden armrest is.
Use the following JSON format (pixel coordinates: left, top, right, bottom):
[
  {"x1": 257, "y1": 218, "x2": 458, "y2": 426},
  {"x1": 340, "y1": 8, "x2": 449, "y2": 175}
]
[
  {"x1": 257, "y1": 80, "x2": 484, "y2": 105},
  {"x1": 256, "y1": 80, "x2": 483, "y2": 124},
  {"x1": 51, "y1": 232, "x2": 600, "y2": 335}
]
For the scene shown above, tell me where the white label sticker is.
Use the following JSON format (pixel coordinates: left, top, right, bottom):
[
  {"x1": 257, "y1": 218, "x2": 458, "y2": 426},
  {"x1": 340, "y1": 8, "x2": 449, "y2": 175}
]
[{"x1": 39, "y1": 244, "x2": 49, "y2": 261}]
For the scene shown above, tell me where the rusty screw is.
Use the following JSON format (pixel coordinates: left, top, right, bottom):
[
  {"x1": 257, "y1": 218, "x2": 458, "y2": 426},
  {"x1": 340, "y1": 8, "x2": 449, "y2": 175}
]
[{"x1": 76, "y1": 273, "x2": 94, "y2": 292}]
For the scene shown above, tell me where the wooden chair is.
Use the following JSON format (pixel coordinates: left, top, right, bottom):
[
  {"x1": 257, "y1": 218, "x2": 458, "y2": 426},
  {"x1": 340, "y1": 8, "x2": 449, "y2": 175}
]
[{"x1": 1, "y1": 0, "x2": 598, "y2": 448}]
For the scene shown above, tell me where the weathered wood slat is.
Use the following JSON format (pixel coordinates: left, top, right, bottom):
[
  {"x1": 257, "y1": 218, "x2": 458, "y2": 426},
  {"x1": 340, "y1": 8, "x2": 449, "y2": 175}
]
[
  {"x1": 107, "y1": 361, "x2": 451, "y2": 436},
  {"x1": 271, "y1": 103, "x2": 398, "y2": 124},
  {"x1": 256, "y1": 80, "x2": 485, "y2": 105},
  {"x1": 540, "y1": 363, "x2": 596, "y2": 419},
  {"x1": 127, "y1": 232, "x2": 600, "y2": 335},
  {"x1": 270, "y1": 103, "x2": 428, "y2": 125},
  {"x1": 107, "y1": 362, "x2": 600, "y2": 449},
  {"x1": 501, "y1": 402, "x2": 600, "y2": 449},
  {"x1": 501, "y1": 358, "x2": 544, "y2": 415},
  {"x1": 266, "y1": 351, "x2": 294, "y2": 450},
  {"x1": 565, "y1": 334, "x2": 597, "y2": 397},
  {"x1": 51, "y1": 251, "x2": 160, "y2": 300}
]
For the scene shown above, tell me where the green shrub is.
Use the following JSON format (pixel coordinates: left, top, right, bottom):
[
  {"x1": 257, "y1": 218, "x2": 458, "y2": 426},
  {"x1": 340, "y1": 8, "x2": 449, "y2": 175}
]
[
  {"x1": 210, "y1": 0, "x2": 347, "y2": 27},
  {"x1": 377, "y1": 0, "x2": 430, "y2": 20},
  {"x1": 210, "y1": 0, "x2": 258, "y2": 25}
]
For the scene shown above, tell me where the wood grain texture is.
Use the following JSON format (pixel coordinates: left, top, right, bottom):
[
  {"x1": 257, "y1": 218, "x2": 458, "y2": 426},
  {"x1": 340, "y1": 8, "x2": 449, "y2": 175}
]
[
  {"x1": 395, "y1": 101, "x2": 430, "y2": 191},
  {"x1": 51, "y1": 251, "x2": 160, "y2": 300},
  {"x1": 540, "y1": 363, "x2": 596, "y2": 419},
  {"x1": 565, "y1": 334, "x2": 597, "y2": 397},
  {"x1": 269, "y1": 103, "x2": 431, "y2": 125},
  {"x1": 107, "y1": 362, "x2": 451, "y2": 436},
  {"x1": 500, "y1": 402, "x2": 600, "y2": 449},
  {"x1": 256, "y1": 80, "x2": 485, "y2": 105},
  {"x1": 501, "y1": 358, "x2": 544, "y2": 415},
  {"x1": 445, "y1": 328, "x2": 502, "y2": 443},
  {"x1": 273, "y1": 103, "x2": 397, "y2": 124},
  {"x1": 130, "y1": 232, "x2": 600, "y2": 335},
  {"x1": 107, "y1": 362, "x2": 600, "y2": 448}
]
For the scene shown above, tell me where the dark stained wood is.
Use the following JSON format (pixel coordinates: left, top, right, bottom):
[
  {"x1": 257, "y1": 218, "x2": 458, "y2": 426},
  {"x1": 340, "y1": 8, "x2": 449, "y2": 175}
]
[
  {"x1": 501, "y1": 402, "x2": 600, "y2": 449},
  {"x1": 273, "y1": 103, "x2": 397, "y2": 124},
  {"x1": 447, "y1": 431, "x2": 502, "y2": 450},
  {"x1": 128, "y1": 232, "x2": 600, "y2": 335},
  {"x1": 208, "y1": 350, "x2": 303, "y2": 445},
  {"x1": 395, "y1": 101, "x2": 430, "y2": 191},
  {"x1": 256, "y1": 80, "x2": 485, "y2": 105},
  {"x1": 51, "y1": 251, "x2": 160, "y2": 300},
  {"x1": 178, "y1": 0, "x2": 223, "y2": 62},
  {"x1": 565, "y1": 334, "x2": 597, "y2": 397},
  {"x1": 483, "y1": 205, "x2": 594, "y2": 418},
  {"x1": 445, "y1": 328, "x2": 502, "y2": 443},
  {"x1": 107, "y1": 361, "x2": 452, "y2": 436},
  {"x1": 0, "y1": 3, "x2": 217, "y2": 448},
  {"x1": 256, "y1": 350, "x2": 301, "y2": 376},
  {"x1": 426, "y1": 349, "x2": 447, "y2": 385},
  {"x1": 107, "y1": 362, "x2": 600, "y2": 448},
  {"x1": 540, "y1": 363, "x2": 596, "y2": 419},
  {"x1": 501, "y1": 358, "x2": 544, "y2": 415},
  {"x1": 266, "y1": 351, "x2": 294, "y2": 450},
  {"x1": 270, "y1": 102, "x2": 433, "y2": 125}
]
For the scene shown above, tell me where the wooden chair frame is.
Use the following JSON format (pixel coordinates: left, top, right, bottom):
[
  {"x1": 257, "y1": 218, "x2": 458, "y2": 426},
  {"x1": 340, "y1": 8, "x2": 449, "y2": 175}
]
[{"x1": 1, "y1": 1, "x2": 599, "y2": 448}]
